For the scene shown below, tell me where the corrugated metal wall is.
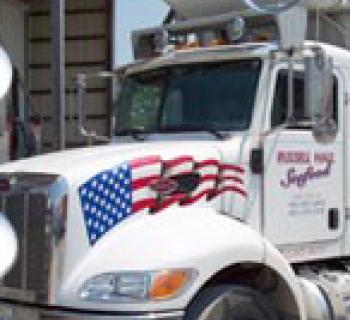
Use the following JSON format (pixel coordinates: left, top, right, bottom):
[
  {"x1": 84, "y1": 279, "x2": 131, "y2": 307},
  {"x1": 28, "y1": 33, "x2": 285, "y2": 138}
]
[
  {"x1": 0, "y1": 0, "x2": 27, "y2": 162},
  {"x1": 0, "y1": 1, "x2": 26, "y2": 84},
  {"x1": 29, "y1": 0, "x2": 112, "y2": 151}
]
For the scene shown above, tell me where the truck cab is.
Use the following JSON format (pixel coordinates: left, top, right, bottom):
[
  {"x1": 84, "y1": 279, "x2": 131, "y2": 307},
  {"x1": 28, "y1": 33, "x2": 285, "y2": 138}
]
[
  {"x1": 109, "y1": 38, "x2": 348, "y2": 261},
  {"x1": 1, "y1": 2, "x2": 350, "y2": 320}
]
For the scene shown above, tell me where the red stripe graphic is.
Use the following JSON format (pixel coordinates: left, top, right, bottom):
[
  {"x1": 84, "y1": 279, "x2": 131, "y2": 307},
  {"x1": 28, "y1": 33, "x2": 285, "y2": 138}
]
[
  {"x1": 219, "y1": 164, "x2": 245, "y2": 174},
  {"x1": 168, "y1": 170, "x2": 194, "y2": 177},
  {"x1": 219, "y1": 175, "x2": 244, "y2": 185},
  {"x1": 131, "y1": 156, "x2": 162, "y2": 169},
  {"x1": 132, "y1": 175, "x2": 160, "y2": 191},
  {"x1": 130, "y1": 156, "x2": 247, "y2": 214},
  {"x1": 199, "y1": 174, "x2": 219, "y2": 183},
  {"x1": 133, "y1": 198, "x2": 157, "y2": 213},
  {"x1": 181, "y1": 189, "x2": 216, "y2": 205},
  {"x1": 164, "y1": 156, "x2": 193, "y2": 169},
  {"x1": 212, "y1": 186, "x2": 247, "y2": 198},
  {"x1": 154, "y1": 193, "x2": 188, "y2": 212},
  {"x1": 195, "y1": 159, "x2": 220, "y2": 169}
]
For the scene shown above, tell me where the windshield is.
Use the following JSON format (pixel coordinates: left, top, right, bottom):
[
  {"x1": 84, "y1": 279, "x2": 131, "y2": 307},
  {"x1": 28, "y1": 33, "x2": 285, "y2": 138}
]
[{"x1": 116, "y1": 60, "x2": 261, "y2": 135}]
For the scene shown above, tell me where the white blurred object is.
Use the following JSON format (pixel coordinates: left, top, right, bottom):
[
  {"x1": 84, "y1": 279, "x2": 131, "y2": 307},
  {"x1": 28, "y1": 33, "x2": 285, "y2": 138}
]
[
  {"x1": 0, "y1": 213, "x2": 18, "y2": 278},
  {"x1": 0, "y1": 46, "x2": 12, "y2": 100},
  {"x1": 242, "y1": 0, "x2": 301, "y2": 13},
  {"x1": 276, "y1": 5, "x2": 308, "y2": 49},
  {"x1": 164, "y1": 0, "x2": 349, "y2": 18}
]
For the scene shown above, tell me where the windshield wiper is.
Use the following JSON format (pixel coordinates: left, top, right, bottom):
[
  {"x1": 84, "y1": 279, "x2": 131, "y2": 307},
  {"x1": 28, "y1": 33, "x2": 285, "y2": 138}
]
[
  {"x1": 159, "y1": 124, "x2": 226, "y2": 140},
  {"x1": 115, "y1": 128, "x2": 148, "y2": 141}
]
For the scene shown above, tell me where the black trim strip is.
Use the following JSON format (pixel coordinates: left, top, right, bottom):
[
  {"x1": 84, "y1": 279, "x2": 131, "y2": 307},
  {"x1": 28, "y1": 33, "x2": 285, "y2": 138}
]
[
  {"x1": 30, "y1": 61, "x2": 107, "y2": 69},
  {"x1": 0, "y1": 297, "x2": 183, "y2": 317},
  {"x1": 30, "y1": 8, "x2": 107, "y2": 17},
  {"x1": 30, "y1": 35, "x2": 107, "y2": 43},
  {"x1": 30, "y1": 88, "x2": 107, "y2": 96},
  {"x1": 41, "y1": 114, "x2": 107, "y2": 122}
]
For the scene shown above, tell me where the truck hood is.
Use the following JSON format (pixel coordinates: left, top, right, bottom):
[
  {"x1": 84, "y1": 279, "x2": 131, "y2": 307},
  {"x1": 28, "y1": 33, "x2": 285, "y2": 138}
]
[
  {"x1": 0, "y1": 138, "x2": 248, "y2": 240},
  {"x1": 0, "y1": 139, "x2": 249, "y2": 307},
  {"x1": 0, "y1": 139, "x2": 246, "y2": 182},
  {"x1": 0, "y1": 141, "x2": 226, "y2": 181}
]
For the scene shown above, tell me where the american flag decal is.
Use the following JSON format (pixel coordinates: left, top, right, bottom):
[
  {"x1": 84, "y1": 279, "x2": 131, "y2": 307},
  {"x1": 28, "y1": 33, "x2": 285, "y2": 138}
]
[{"x1": 79, "y1": 156, "x2": 246, "y2": 245}]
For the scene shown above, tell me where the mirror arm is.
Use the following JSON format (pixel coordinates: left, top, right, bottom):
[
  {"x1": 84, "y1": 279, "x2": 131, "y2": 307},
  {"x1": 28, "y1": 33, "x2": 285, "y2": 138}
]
[
  {"x1": 77, "y1": 73, "x2": 86, "y2": 135},
  {"x1": 286, "y1": 54, "x2": 295, "y2": 124},
  {"x1": 324, "y1": 57, "x2": 334, "y2": 120}
]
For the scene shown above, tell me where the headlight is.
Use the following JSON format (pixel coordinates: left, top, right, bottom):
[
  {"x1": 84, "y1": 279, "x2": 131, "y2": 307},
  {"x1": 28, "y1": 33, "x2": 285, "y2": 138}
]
[{"x1": 79, "y1": 269, "x2": 197, "y2": 303}]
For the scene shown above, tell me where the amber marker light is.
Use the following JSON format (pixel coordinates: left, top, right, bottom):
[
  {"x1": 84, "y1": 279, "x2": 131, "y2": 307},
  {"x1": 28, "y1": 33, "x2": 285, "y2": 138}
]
[
  {"x1": 208, "y1": 38, "x2": 228, "y2": 47},
  {"x1": 149, "y1": 269, "x2": 195, "y2": 300}
]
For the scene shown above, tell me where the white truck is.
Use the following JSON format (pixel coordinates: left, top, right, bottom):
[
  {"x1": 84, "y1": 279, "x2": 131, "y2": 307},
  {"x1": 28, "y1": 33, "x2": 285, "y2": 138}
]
[{"x1": 3, "y1": 0, "x2": 350, "y2": 319}]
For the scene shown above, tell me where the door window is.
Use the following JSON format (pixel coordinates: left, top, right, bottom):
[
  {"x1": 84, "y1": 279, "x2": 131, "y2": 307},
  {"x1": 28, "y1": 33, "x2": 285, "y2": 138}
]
[{"x1": 271, "y1": 70, "x2": 338, "y2": 129}]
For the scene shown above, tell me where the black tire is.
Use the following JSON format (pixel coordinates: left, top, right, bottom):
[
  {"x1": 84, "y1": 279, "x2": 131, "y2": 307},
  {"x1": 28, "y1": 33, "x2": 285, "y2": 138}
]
[{"x1": 185, "y1": 285, "x2": 279, "y2": 320}]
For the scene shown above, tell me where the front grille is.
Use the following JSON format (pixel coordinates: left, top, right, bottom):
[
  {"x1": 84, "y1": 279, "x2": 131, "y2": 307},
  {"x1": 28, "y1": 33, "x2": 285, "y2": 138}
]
[{"x1": 1, "y1": 192, "x2": 52, "y2": 303}]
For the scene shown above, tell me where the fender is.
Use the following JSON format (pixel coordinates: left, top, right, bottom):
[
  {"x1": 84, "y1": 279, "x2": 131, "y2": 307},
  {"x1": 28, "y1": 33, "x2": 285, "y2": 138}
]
[
  {"x1": 262, "y1": 239, "x2": 307, "y2": 320},
  {"x1": 59, "y1": 207, "x2": 305, "y2": 318}
]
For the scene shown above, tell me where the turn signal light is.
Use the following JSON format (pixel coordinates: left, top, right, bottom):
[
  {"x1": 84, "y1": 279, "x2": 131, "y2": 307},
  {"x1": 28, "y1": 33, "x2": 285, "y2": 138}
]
[
  {"x1": 149, "y1": 270, "x2": 191, "y2": 300},
  {"x1": 208, "y1": 38, "x2": 228, "y2": 46}
]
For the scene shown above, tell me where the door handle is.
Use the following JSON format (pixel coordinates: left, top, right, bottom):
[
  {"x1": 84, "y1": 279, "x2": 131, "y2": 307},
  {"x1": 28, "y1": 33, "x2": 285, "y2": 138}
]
[
  {"x1": 250, "y1": 148, "x2": 264, "y2": 174},
  {"x1": 328, "y1": 208, "x2": 339, "y2": 230}
]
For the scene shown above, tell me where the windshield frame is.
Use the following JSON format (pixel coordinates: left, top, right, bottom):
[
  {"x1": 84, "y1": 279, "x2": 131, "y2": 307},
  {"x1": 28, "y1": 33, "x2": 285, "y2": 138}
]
[{"x1": 115, "y1": 58, "x2": 262, "y2": 137}]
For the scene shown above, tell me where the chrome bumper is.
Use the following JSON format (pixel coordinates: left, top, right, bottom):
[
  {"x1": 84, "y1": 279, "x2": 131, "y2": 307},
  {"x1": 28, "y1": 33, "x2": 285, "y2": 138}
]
[{"x1": 0, "y1": 300, "x2": 184, "y2": 320}]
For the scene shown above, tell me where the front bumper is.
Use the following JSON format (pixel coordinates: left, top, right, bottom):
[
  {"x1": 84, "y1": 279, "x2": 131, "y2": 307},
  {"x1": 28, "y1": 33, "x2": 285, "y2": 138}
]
[{"x1": 0, "y1": 299, "x2": 184, "y2": 320}]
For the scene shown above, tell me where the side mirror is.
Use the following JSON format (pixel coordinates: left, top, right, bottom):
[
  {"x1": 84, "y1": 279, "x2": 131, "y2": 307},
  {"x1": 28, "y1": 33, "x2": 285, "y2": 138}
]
[{"x1": 305, "y1": 52, "x2": 337, "y2": 144}]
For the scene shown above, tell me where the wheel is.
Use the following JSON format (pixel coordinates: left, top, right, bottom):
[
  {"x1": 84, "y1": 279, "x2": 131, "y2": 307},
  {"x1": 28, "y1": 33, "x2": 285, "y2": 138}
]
[{"x1": 185, "y1": 285, "x2": 279, "y2": 320}]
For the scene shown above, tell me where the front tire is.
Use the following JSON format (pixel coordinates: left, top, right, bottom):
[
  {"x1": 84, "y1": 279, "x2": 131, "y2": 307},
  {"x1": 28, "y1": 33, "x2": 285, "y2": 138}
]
[{"x1": 185, "y1": 285, "x2": 279, "y2": 320}]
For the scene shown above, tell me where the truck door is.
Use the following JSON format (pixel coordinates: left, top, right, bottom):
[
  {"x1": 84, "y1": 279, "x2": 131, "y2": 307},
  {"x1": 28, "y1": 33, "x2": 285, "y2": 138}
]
[{"x1": 263, "y1": 67, "x2": 345, "y2": 247}]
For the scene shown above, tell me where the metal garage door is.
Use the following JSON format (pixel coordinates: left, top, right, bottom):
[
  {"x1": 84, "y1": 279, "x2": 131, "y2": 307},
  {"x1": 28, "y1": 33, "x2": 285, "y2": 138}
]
[{"x1": 28, "y1": 0, "x2": 112, "y2": 152}]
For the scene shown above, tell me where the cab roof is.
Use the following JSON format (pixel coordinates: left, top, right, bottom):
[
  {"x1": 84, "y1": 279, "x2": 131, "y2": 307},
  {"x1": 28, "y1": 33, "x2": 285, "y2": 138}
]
[
  {"x1": 124, "y1": 42, "x2": 273, "y2": 75},
  {"x1": 122, "y1": 41, "x2": 350, "y2": 75}
]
